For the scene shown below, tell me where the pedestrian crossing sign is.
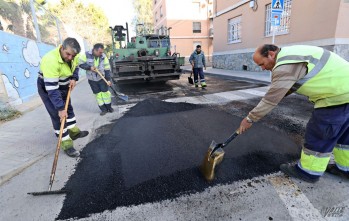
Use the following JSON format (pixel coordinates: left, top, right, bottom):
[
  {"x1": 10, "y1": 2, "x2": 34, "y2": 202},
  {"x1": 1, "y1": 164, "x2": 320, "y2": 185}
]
[{"x1": 272, "y1": 0, "x2": 284, "y2": 13}]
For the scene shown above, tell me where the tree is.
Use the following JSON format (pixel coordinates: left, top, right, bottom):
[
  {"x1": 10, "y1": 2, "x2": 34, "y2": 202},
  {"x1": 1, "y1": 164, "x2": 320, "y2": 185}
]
[
  {"x1": 49, "y1": 0, "x2": 111, "y2": 46},
  {"x1": 132, "y1": 0, "x2": 154, "y2": 35}
]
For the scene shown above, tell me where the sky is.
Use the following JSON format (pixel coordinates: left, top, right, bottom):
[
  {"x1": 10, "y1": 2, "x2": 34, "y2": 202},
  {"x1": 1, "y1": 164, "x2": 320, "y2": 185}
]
[{"x1": 48, "y1": 0, "x2": 136, "y2": 35}]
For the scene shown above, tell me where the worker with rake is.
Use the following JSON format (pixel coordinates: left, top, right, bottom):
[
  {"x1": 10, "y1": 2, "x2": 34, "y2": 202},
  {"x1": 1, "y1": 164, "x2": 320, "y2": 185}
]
[{"x1": 38, "y1": 37, "x2": 89, "y2": 158}]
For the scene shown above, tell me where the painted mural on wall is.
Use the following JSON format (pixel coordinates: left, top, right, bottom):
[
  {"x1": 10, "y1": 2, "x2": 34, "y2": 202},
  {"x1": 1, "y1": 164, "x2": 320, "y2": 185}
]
[{"x1": 0, "y1": 31, "x2": 54, "y2": 105}]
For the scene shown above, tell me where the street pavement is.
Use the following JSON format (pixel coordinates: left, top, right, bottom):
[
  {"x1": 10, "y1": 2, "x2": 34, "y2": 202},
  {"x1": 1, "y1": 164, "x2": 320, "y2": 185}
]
[
  {"x1": 0, "y1": 68, "x2": 349, "y2": 220},
  {"x1": 0, "y1": 48, "x2": 268, "y2": 194}
]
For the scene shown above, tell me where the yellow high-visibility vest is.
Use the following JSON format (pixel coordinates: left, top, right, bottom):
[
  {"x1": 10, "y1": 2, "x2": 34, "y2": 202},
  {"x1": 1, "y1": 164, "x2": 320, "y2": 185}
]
[{"x1": 273, "y1": 45, "x2": 349, "y2": 108}]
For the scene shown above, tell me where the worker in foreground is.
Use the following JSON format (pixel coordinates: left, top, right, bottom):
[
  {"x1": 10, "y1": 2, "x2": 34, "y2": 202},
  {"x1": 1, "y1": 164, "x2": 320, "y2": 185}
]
[
  {"x1": 79, "y1": 43, "x2": 113, "y2": 116},
  {"x1": 38, "y1": 37, "x2": 89, "y2": 158},
  {"x1": 239, "y1": 44, "x2": 349, "y2": 183}
]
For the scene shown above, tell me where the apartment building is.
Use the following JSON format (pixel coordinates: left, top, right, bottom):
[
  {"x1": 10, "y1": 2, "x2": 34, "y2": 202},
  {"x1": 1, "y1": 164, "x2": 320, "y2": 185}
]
[
  {"x1": 153, "y1": 0, "x2": 214, "y2": 63},
  {"x1": 213, "y1": 0, "x2": 349, "y2": 71}
]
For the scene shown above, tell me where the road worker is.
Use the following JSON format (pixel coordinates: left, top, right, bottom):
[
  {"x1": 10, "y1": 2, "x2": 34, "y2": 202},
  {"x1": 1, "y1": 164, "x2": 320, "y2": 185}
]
[
  {"x1": 38, "y1": 37, "x2": 89, "y2": 158},
  {"x1": 239, "y1": 44, "x2": 349, "y2": 183},
  {"x1": 189, "y1": 45, "x2": 207, "y2": 88},
  {"x1": 79, "y1": 43, "x2": 113, "y2": 116}
]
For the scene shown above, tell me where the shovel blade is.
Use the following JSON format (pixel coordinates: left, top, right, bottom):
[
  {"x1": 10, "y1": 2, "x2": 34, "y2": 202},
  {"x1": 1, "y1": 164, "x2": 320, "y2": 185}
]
[
  {"x1": 118, "y1": 94, "x2": 129, "y2": 102},
  {"x1": 199, "y1": 140, "x2": 225, "y2": 181}
]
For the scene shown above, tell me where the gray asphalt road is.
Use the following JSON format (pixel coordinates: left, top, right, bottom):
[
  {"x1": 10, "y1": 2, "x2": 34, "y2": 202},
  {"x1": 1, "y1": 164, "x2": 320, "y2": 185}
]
[{"x1": 1, "y1": 73, "x2": 348, "y2": 221}]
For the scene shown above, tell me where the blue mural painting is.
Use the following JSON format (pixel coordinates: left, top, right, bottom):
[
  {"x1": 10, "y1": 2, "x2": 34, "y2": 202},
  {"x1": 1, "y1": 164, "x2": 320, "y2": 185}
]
[{"x1": 0, "y1": 31, "x2": 55, "y2": 105}]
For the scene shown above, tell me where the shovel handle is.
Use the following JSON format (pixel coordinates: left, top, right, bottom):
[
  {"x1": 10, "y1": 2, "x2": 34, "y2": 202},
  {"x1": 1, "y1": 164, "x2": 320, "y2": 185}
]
[
  {"x1": 94, "y1": 69, "x2": 110, "y2": 85},
  {"x1": 222, "y1": 130, "x2": 240, "y2": 147},
  {"x1": 94, "y1": 69, "x2": 128, "y2": 98}
]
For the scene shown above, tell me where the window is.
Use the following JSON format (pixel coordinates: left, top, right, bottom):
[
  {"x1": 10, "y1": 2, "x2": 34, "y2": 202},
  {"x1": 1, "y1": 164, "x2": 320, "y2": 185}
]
[
  {"x1": 228, "y1": 16, "x2": 241, "y2": 43},
  {"x1": 193, "y1": 22, "x2": 201, "y2": 33},
  {"x1": 265, "y1": 0, "x2": 292, "y2": 36},
  {"x1": 155, "y1": 12, "x2": 158, "y2": 22},
  {"x1": 160, "y1": 6, "x2": 163, "y2": 17}
]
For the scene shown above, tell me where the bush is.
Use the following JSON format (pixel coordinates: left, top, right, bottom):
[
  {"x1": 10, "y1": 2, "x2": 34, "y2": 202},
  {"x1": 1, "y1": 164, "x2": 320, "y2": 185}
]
[{"x1": 0, "y1": 107, "x2": 21, "y2": 122}]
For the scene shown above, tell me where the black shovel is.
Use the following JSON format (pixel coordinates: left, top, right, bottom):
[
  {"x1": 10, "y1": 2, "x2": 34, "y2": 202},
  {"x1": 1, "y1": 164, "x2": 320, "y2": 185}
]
[{"x1": 188, "y1": 71, "x2": 194, "y2": 85}]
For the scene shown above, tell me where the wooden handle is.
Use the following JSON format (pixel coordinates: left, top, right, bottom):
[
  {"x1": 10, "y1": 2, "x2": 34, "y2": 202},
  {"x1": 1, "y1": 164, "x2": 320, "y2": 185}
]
[
  {"x1": 48, "y1": 86, "x2": 72, "y2": 190},
  {"x1": 95, "y1": 69, "x2": 109, "y2": 84}
]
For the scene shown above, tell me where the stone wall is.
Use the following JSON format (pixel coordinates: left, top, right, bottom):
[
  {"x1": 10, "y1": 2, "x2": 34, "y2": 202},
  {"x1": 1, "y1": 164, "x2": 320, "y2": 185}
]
[
  {"x1": 213, "y1": 44, "x2": 349, "y2": 71},
  {"x1": 334, "y1": 44, "x2": 349, "y2": 61},
  {"x1": 212, "y1": 52, "x2": 261, "y2": 72}
]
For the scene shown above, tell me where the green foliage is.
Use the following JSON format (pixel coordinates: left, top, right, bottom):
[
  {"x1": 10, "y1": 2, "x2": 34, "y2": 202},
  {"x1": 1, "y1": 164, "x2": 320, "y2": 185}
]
[
  {"x1": 0, "y1": 107, "x2": 21, "y2": 122},
  {"x1": 0, "y1": 0, "x2": 20, "y2": 21},
  {"x1": 20, "y1": 0, "x2": 31, "y2": 14},
  {"x1": 132, "y1": 0, "x2": 154, "y2": 34},
  {"x1": 49, "y1": 0, "x2": 111, "y2": 46}
]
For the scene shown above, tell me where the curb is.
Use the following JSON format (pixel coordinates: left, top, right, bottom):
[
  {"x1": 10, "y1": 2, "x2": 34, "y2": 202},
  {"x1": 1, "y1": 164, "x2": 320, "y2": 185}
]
[
  {"x1": 182, "y1": 68, "x2": 270, "y2": 84},
  {"x1": 0, "y1": 153, "x2": 48, "y2": 186}
]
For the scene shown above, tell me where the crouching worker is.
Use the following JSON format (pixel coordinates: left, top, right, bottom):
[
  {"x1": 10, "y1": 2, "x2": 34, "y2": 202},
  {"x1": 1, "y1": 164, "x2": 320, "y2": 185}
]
[
  {"x1": 79, "y1": 43, "x2": 113, "y2": 116},
  {"x1": 38, "y1": 37, "x2": 89, "y2": 158}
]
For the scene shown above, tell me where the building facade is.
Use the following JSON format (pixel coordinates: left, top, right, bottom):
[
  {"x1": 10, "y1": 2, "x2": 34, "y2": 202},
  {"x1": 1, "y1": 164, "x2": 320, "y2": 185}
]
[
  {"x1": 153, "y1": 0, "x2": 214, "y2": 64},
  {"x1": 213, "y1": 0, "x2": 349, "y2": 71}
]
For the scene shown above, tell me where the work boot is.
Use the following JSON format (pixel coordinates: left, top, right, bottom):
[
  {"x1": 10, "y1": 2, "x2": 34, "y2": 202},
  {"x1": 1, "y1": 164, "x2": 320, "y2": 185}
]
[
  {"x1": 280, "y1": 163, "x2": 319, "y2": 183},
  {"x1": 69, "y1": 126, "x2": 89, "y2": 140},
  {"x1": 326, "y1": 164, "x2": 349, "y2": 179},
  {"x1": 70, "y1": 131, "x2": 89, "y2": 140},
  {"x1": 105, "y1": 103, "x2": 114, "y2": 113},
  {"x1": 64, "y1": 147, "x2": 80, "y2": 158},
  {"x1": 100, "y1": 110, "x2": 108, "y2": 116},
  {"x1": 61, "y1": 139, "x2": 80, "y2": 158},
  {"x1": 108, "y1": 107, "x2": 114, "y2": 113}
]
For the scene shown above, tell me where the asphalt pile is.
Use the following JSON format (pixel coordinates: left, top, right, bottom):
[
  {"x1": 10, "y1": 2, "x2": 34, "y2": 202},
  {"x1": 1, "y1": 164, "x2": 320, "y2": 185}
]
[{"x1": 57, "y1": 98, "x2": 299, "y2": 220}]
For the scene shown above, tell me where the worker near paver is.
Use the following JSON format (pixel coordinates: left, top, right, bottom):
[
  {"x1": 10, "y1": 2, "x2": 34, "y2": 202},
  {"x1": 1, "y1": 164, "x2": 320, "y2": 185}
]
[
  {"x1": 239, "y1": 44, "x2": 349, "y2": 183},
  {"x1": 38, "y1": 37, "x2": 89, "y2": 158},
  {"x1": 79, "y1": 43, "x2": 113, "y2": 116},
  {"x1": 189, "y1": 45, "x2": 207, "y2": 88}
]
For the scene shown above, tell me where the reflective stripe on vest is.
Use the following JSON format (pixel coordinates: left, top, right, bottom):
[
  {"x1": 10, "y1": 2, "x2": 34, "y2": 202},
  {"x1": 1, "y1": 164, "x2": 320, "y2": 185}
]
[
  {"x1": 273, "y1": 45, "x2": 349, "y2": 108},
  {"x1": 83, "y1": 51, "x2": 108, "y2": 81},
  {"x1": 275, "y1": 47, "x2": 331, "y2": 91}
]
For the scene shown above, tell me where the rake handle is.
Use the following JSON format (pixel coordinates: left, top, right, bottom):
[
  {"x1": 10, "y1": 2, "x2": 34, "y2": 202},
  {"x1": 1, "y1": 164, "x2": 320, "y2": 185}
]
[{"x1": 48, "y1": 86, "x2": 72, "y2": 191}]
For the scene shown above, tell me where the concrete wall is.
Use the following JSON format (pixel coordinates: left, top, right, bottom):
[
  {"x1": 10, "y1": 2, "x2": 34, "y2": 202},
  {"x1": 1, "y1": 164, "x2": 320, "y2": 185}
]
[
  {"x1": 213, "y1": 0, "x2": 349, "y2": 71},
  {"x1": 0, "y1": 31, "x2": 54, "y2": 106}
]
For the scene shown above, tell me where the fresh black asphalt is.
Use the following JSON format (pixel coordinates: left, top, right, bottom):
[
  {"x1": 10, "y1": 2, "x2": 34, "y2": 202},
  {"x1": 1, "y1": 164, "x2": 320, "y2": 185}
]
[{"x1": 57, "y1": 99, "x2": 300, "y2": 220}]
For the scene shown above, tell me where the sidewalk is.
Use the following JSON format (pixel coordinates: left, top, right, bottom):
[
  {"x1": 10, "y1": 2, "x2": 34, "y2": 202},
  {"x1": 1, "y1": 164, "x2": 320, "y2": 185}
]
[
  {"x1": 182, "y1": 65, "x2": 271, "y2": 83},
  {"x1": 0, "y1": 77, "x2": 122, "y2": 186},
  {"x1": 0, "y1": 68, "x2": 270, "y2": 186}
]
